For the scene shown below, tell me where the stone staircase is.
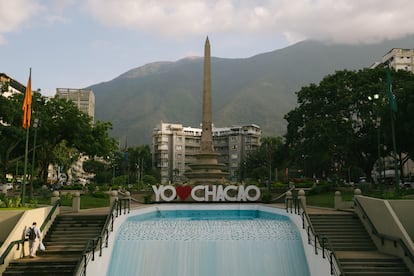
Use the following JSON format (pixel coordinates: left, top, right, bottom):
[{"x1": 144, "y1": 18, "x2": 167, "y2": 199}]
[
  {"x1": 309, "y1": 212, "x2": 411, "y2": 276},
  {"x1": 3, "y1": 214, "x2": 107, "y2": 276}
]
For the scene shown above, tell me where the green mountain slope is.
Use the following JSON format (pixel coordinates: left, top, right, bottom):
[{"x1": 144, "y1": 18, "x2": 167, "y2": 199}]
[{"x1": 89, "y1": 36, "x2": 414, "y2": 146}]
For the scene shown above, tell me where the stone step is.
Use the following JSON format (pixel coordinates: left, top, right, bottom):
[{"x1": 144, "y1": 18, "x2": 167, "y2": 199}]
[
  {"x1": 45, "y1": 232, "x2": 101, "y2": 239},
  {"x1": 309, "y1": 213, "x2": 411, "y2": 275},
  {"x1": 4, "y1": 214, "x2": 107, "y2": 275},
  {"x1": 50, "y1": 223, "x2": 104, "y2": 228}
]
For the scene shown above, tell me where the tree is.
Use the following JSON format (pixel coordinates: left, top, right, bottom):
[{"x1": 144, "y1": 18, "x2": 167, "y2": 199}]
[
  {"x1": 242, "y1": 136, "x2": 285, "y2": 181},
  {"x1": 284, "y1": 67, "x2": 414, "y2": 183},
  {"x1": 0, "y1": 91, "x2": 117, "y2": 186}
]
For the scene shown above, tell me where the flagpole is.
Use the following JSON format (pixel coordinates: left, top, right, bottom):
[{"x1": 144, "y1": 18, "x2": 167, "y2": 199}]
[
  {"x1": 21, "y1": 68, "x2": 32, "y2": 205},
  {"x1": 386, "y1": 67, "x2": 399, "y2": 190},
  {"x1": 21, "y1": 126, "x2": 30, "y2": 205}
]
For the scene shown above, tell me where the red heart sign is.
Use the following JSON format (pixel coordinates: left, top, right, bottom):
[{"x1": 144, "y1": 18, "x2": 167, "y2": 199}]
[{"x1": 176, "y1": 185, "x2": 192, "y2": 201}]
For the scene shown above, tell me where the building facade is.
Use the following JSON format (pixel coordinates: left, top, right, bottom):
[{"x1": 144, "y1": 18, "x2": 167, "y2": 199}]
[
  {"x1": 56, "y1": 88, "x2": 95, "y2": 122},
  {"x1": 382, "y1": 48, "x2": 414, "y2": 73},
  {"x1": 0, "y1": 73, "x2": 25, "y2": 97},
  {"x1": 152, "y1": 122, "x2": 261, "y2": 184}
]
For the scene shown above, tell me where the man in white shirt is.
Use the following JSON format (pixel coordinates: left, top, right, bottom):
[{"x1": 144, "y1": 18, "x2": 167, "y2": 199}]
[{"x1": 26, "y1": 222, "x2": 42, "y2": 258}]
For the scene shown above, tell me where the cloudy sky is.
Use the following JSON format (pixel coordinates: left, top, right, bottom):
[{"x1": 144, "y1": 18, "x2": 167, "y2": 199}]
[{"x1": 1, "y1": 0, "x2": 414, "y2": 96}]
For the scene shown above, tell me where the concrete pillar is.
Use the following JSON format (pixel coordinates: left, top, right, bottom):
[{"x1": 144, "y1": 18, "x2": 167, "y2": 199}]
[
  {"x1": 110, "y1": 190, "x2": 118, "y2": 208},
  {"x1": 354, "y1": 188, "x2": 362, "y2": 196},
  {"x1": 51, "y1": 191, "x2": 60, "y2": 205},
  {"x1": 298, "y1": 189, "x2": 306, "y2": 209},
  {"x1": 334, "y1": 191, "x2": 342, "y2": 210},
  {"x1": 72, "y1": 192, "x2": 80, "y2": 213}
]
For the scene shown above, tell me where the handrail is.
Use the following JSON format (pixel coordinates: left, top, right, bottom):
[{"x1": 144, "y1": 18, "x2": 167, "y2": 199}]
[
  {"x1": 354, "y1": 197, "x2": 414, "y2": 264},
  {"x1": 73, "y1": 198, "x2": 130, "y2": 276},
  {"x1": 118, "y1": 190, "x2": 143, "y2": 204},
  {"x1": 40, "y1": 199, "x2": 61, "y2": 232},
  {"x1": 0, "y1": 199, "x2": 61, "y2": 265},
  {"x1": 286, "y1": 197, "x2": 344, "y2": 276},
  {"x1": 272, "y1": 187, "x2": 295, "y2": 203},
  {"x1": 0, "y1": 240, "x2": 25, "y2": 265}
]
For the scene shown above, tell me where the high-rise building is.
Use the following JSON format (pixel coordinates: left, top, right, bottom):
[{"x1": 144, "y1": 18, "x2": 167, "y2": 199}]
[
  {"x1": 152, "y1": 122, "x2": 261, "y2": 184},
  {"x1": 382, "y1": 48, "x2": 414, "y2": 73},
  {"x1": 0, "y1": 73, "x2": 25, "y2": 97},
  {"x1": 56, "y1": 88, "x2": 95, "y2": 122}
]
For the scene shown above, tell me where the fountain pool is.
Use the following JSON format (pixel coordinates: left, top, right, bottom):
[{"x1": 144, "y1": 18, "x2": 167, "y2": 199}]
[{"x1": 87, "y1": 205, "x2": 331, "y2": 276}]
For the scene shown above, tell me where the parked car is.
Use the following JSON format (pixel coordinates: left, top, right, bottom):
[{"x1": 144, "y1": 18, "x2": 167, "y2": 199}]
[{"x1": 400, "y1": 182, "x2": 414, "y2": 189}]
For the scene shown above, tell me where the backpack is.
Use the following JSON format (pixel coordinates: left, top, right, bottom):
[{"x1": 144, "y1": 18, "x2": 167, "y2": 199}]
[{"x1": 28, "y1": 227, "x2": 36, "y2": 241}]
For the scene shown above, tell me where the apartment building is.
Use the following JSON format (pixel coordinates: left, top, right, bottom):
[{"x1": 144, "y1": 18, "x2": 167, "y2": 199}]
[
  {"x1": 0, "y1": 73, "x2": 25, "y2": 97},
  {"x1": 152, "y1": 122, "x2": 261, "y2": 184},
  {"x1": 56, "y1": 88, "x2": 95, "y2": 122},
  {"x1": 382, "y1": 48, "x2": 414, "y2": 73}
]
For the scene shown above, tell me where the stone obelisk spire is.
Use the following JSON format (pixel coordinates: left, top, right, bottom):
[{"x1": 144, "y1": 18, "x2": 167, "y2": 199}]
[
  {"x1": 200, "y1": 36, "x2": 213, "y2": 153},
  {"x1": 184, "y1": 37, "x2": 229, "y2": 184}
]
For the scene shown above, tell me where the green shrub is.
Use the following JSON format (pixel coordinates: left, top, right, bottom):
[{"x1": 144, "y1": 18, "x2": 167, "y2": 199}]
[
  {"x1": 92, "y1": 191, "x2": 108, "y2": 199},
  {"x1": 261, "y1": 190, "x2": 272, "y2": 203},
  {"x1": 307, "y1": 182, "x2": 333, "y2": 195}
]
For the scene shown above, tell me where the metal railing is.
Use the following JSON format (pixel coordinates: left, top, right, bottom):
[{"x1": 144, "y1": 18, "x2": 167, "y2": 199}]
[
  {"x1": 0, "y1": 199, "x2": 61, "y2": 265},
  {"x1": 286, "y1": 197, "x2": 344, "y2": 276},
  {"x1": 354, "y1": 197, "x2": 414, "y2": 265},
  {"x1": 73, "y1": 198, "x2": 130, "y2": 276}
]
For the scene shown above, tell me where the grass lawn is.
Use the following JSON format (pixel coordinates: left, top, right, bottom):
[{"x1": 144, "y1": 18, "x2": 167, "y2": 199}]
[
  {"x1": 56, "y1": 194, "x2": 110, "y2": 209},
  {"x1": 307, "y1": 191, "x2": 354, "y2": 208},
  {"x1": 33, "y1": 193, "x2": 110, "y2": 209}
]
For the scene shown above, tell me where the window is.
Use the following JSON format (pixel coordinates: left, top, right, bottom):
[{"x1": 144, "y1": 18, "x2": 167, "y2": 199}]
[{"x1": 176, "y1": 145, "x2": 182, "y2": 150}]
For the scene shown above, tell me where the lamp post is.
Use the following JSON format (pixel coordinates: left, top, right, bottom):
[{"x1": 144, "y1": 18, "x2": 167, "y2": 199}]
[
  {"x1": 368, "y1": 94, "x2": 382, "y2": 191},
  {"x1": 29, "y1": 118, "x2": 40, "y2": 201}
]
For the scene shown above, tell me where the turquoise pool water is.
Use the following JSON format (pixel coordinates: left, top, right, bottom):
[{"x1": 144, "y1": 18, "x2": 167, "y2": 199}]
[{"x1": 107, "y1": 209, "x2": 310, "y2": 276}]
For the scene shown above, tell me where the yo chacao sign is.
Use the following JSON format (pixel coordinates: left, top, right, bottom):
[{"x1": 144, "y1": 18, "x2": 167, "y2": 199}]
[{"x1": 152, "y1": 184, "x2": 261, "y2": 202}]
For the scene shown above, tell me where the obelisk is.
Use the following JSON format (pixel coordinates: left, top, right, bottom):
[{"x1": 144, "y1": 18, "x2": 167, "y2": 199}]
[
  {"x1": 201, "y1": 36, "x2": 213, "y2": 152},
  {"x1": 185, "y1": 37, "x2": 229, "y2": 184}
]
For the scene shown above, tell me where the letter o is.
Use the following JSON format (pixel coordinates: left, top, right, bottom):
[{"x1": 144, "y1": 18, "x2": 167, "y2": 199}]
[
  {"x1": 245, "y1": 185, "x2": 261, "y2": 201},
  {"x1": 161, "y1": 185, "x2": 176, "y2": 202}
]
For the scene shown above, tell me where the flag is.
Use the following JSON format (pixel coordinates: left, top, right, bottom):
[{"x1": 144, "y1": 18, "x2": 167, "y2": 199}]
[
  {"x1": 386, "y1": 69, "x2": 397, "y2": 114},
  {"x1": 22, "y1": 69, "x2": 32, "y2": 129}
]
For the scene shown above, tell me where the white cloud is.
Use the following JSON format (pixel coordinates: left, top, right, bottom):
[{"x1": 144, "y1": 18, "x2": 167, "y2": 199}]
[
  {"x1": 83, "y1": 0, "x2": 414, "y2": 44},
  {"x1": 0, "y1": 0, "x2": 42, "y2": 44}
]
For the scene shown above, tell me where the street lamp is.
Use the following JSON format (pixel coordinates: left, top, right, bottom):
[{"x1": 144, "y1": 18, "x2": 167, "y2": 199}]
[{"x1": 29, "y1": 118, "x2": 40, "y2": 201}]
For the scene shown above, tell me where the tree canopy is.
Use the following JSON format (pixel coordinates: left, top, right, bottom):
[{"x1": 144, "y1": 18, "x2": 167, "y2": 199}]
[
  {"x1": 284, "y1": 67, "x2": 414, "y2": 183},
  {"x1": 0, "y1": 91, "x2": 117, "y2": 184}
]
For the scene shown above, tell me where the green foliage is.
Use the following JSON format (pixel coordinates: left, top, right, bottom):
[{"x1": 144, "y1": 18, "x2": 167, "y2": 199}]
[
  {"x1": 306, "y1": 182, "x2": 333, "y2": 196},
  {"x1": 63, "y1": 184, "x2": 84, "y2": 190},
  {"x1": 241, "y1": 136, "x2": 286, "y2": 181},
  {"x1": 285, "y1": 67, "x2": 414, "y2": 182},
  {"x1": 112, "y1": 175, "x2": 127, "y2": 186},
  {"x1": 261, "y1": 190, "x2": 272, "y2": 203},
  {"x1": 90, "y1": 191, "x2": 108, "y2": 199},
  {"x1": 0, "y1": 92, "x2": 116, "y2": 185},
  {"x1": 142, "y1": 175, "x2": 158, "y2": 186}
]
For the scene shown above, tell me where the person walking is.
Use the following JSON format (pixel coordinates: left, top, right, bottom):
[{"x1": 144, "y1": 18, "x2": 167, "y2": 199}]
[{"x1": 26, "y1": 222, "x2": 42, "y2": 258}]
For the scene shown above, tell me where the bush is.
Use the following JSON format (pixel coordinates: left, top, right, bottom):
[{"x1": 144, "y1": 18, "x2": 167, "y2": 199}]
[
  {"x1": 261, "y1": 190, "x2": 272, "y2": 203},
  {"x1": 91, "y1": 191, "x2": 108, "y2": 199},
  {"x1": 307, "y1": 182, "x2": 333, "y2": 195}
]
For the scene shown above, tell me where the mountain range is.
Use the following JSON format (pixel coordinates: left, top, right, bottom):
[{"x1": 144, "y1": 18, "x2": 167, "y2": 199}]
[{"x1": 89, "y1": 35, "x2": 414, "y2": 146}]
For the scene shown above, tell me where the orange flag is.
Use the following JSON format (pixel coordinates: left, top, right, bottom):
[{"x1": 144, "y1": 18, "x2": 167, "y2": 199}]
[{"x1": 22, "y1": 70, "x2": 32, "y2": 129}]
